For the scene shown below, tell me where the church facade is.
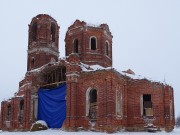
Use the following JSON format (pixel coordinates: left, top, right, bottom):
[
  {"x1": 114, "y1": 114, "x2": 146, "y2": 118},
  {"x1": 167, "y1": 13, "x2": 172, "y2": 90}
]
[{"x1": 0, "y1": 14, "x2": 175, "y2": 133}]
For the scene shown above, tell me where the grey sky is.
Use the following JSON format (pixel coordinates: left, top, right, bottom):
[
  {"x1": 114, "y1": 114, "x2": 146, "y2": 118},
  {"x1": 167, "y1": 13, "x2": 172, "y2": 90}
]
[{"x1": 0, "y1": 0, "x2": 180, "y2": 117}]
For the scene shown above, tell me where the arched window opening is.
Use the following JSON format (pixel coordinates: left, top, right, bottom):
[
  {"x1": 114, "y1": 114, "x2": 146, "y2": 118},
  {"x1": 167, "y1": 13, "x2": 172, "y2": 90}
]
[
  {"x1": 105, "y1": 42, "x2": 109, "y2": 56},
  {"x1": 19, "y1": 100, "x2": 24, "y2": 123},
  {"x1": 90, "y1": 37, "x2": 96, "y2": 50},
  {"x1": 74, "y1": 39, "x2": 78, "y2": 53},
  {"x1": 116, "y1": 90, "x2": 122, "y2": 116},
  {"x1": 20, "y1": 100, "x2": 24, "y2": 110},
  {"x1": 89, "y1": 89, "x2": 97, "y2": 122},
  {"x1": 31, "y1": 57, "x2": 35, "y2": 69},
  {"x1": 51, "y1": 23, "x2": 56, "y2": 42},
  {"x1": 7, "y1": 105, "x2": 11, "y2": 121},
  {"x1": 32, "y1": 23, "x2": 37, "y2": 41},
  {"x1": 34, "y1": 98, "x2": 38, "y2": 120}
]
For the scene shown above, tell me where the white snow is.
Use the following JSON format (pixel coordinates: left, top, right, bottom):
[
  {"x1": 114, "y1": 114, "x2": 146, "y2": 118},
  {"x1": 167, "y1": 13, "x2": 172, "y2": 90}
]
[
  {"x1": 28, "y1": 60, "x2": 60, "y2": 74},
  {"x1": 118, "y1": 70, "x2": 145, "y2": 80},
  {"x1": 14, "y1": 95, "x2": 24, "y2": 98},
  {"x1": 80, "y1": 63, "x2": 166, "y2": 85},
  {"x1": 86, "y1": 23, "x2": 100, "y2": 27},
  {"x1": 30, "y1": 120, "x2": 48, "y2": 131},
  {"x1": 19, "y1": 83, "x2": 31, "y2": 90},
  {"x1": 0, "y1": 128, "x2": 180, "y2": 135},
  {"x1": 118, "y1": 70, "x2": 167, "y2": 85},
  {"x1": 35, "y1": 120, "x2": 48, "y2": 127},
  {"x1": 80, "y1": 63, "x2": 111, "y2": 72}
]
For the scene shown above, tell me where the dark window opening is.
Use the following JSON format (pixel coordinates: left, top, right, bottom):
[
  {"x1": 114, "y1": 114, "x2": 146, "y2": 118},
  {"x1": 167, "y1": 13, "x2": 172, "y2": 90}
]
[
  {"x1": 90, "y1": 37, "x2": 96, "y2": 50},
  {"x1": 89, "y1": 89, "x2": 97, "y2": 122},
  {"x1": 105, "y1": 42, "x2": 109, "y2": 56},
  {"x1": 32, "y1": 23, "x2": 37, "y2": 41},
  {"x1": 19, "y1": 100, "x2": 24, "y2": 123},
  {"x1": 43, "y1": 67, "x2": 66, "y2": 89},
  {"x1": 20, "y1": 100, "x2": 24, "y2": 110},
  {"x1": 51, "y1": 23, "x2": 56, "y2": 42},
  {"x1": 143, "y1": 94, "x2": 153, "y2": 116},
  {"x1": 7, "y1": 105, "x2": 11, "y2": 121},
  {"x1": 74, "y1": 39, "x2": 78, "y2": 53},
  {"x1": 31, "y1": 58, "x2": 35, "y2": 69}
]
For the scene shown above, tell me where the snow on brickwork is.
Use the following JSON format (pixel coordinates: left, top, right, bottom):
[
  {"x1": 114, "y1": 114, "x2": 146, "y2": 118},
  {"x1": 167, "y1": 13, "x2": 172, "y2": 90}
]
[
  {"x1": 14, "y1": 94, "x2": 24, "y2": 98},
  {"x1": 19, "y1": 82, "x2": 31, "y2": 90},
  {"x1": 80, "y1": 62, "x2": 111, "y2": 72},
  {"x1": 80, "y1": 63, "x2": 166, "y2": 85}
]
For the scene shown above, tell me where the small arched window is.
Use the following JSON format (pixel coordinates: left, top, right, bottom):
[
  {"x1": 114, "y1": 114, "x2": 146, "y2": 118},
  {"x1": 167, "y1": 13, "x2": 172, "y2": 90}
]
[
  {"x1": 19, "y1": 100, "x2": 24, "y2": 123},
  {"x1": 20, "y1": 100, "x2": 24, "y2": 110},
  {"x1": 105, "y1": 42, "x2": 109, "y2": 56},
  {"x1": 74, "y1": 39, "x2": 78, "y2": 53},
  {"x1": 51, "y1": 23, "x2": 56, "y2": 42},
  {"x1": 32, "y1": 22, "x2": 37, "y2": 41},
  {"x1": 31, "y1": 57, "x2": 35, "y2": 69},
  {"x1": 7, "y1": 105, "x2": 11, "y2": 121},
  {"x1": 90, "y1": 37, "x2": 97, "y2": 50}
]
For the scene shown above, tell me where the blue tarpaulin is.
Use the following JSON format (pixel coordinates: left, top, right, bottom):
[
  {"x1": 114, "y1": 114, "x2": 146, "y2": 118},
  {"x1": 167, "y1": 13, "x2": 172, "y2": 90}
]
[{"x1": 38, "y1": 83, "x2": 66, "y2": 128}]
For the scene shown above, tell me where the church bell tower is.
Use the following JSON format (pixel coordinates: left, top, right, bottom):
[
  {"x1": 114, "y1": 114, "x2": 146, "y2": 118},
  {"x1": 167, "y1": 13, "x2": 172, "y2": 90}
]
[
  {"x1": 65, "y1": 20, "x2": 113, "y2": 67},
  {"x1": 27, "y1": 14, "x2": 60, "y2": 71}
]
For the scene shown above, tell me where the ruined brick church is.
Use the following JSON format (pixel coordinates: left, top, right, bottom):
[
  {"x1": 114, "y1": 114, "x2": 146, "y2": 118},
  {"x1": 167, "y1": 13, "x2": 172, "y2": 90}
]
[{"x1": 0, "y1": 14, "x2": 175, "y2": 132}]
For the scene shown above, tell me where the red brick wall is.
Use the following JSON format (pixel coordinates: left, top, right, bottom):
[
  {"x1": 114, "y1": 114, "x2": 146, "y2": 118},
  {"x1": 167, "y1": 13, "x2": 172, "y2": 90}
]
[
  {"x1": 1, "y1": 61, "x2": 175, "y2": 132},
  {"x1": 63, "y1": 65, "x2": 175, "y2": 132},
  {"x1": 27, "y1": 14, "x2": 59, "y2": 71},
  {"x1": 65, "y1": 20, "x2": 113, "y2": 68},
  {"x1": 27, "y1": 52, "x2": 58, "y2": 71},
  {"x1": 64, "y1": 64, "x2": 128, "y2": 132},
  {"x1": 126, "y1": 79, "x2": 174, "y2": 131},
  {"x1": 0, "y1": 76, "x2": 33, "y2": 131}
]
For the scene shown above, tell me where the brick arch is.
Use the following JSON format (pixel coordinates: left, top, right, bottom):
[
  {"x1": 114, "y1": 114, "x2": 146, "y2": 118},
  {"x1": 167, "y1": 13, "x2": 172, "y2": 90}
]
[
  {"x1": 105, "y1": 40, "x2": 109, "y2": 56},
  {"x1": 51, "y1": 22, "x2": 56, "y2": 42},
  {"x1": 7, "y1": 104, "x2": 11, "y2": 121},
  {"x1": 19, "y1": 99, "x2": 24, "y2": 123},
  {"x1": 73, "y1": 38, "x2": 78, "y2": 53},
  {"x1": 89, "y1": 36, "x2": 97, "y2": 50},
  {"x1": 86, "y1": 87, "x2": 98, "y2": 122},
  {"x1": 29, "y1": 21, "x2": 37, "y2": 42}
]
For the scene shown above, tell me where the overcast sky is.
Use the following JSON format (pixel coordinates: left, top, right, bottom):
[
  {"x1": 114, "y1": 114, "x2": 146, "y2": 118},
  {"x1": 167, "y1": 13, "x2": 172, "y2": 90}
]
[{"x1": 0, "y1": 0, "x2": 180, "y2": 117}]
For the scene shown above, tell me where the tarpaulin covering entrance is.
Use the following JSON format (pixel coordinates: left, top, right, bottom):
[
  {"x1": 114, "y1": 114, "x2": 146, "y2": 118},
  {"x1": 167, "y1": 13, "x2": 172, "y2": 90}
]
[{"x1": 38, "y1": 83, "x2": 66, "y2": 128}]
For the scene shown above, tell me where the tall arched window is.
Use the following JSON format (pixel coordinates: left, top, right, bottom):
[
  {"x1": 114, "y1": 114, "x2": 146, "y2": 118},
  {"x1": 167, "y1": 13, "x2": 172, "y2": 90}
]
[
  {"x1": 74, "y1": 39, "x2": 78, "y2": 53},
  {"x1": 32, "y1": 22, "x2": 37, "y2": 41},
  {"x1": 105, "y1": 41, "x2": 109, "y2": 56},
  {"x1": 86, "y1": 89, "x2": 97, "y2": 122},
  {"x1": 7, "y1": 105, "x2": 11, "y2": 121},
  {"x1": 20, "y1": 100, "x2": 24, "y2": 110},
  {"x1": 31, "y1": 57, "x2": 35, "y2": 69},
  {"x1": 19, "y1": 100, "x2": 24, "y2": 123},
  {"x1": 90, "y1": 37, "x2": 97, "y2": 50},
  {"x1": 116, "y1": 89, "x2": 122, "y2": 116},
  {"x1": 51, "y1": 23, "x2": 56, "y2": 42}
]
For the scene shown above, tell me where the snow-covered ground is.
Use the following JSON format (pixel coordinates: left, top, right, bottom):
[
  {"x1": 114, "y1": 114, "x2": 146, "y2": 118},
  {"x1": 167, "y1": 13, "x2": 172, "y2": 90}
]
[{"x1": 1, "y1": 128, "x2": 180, "y2": 135}]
